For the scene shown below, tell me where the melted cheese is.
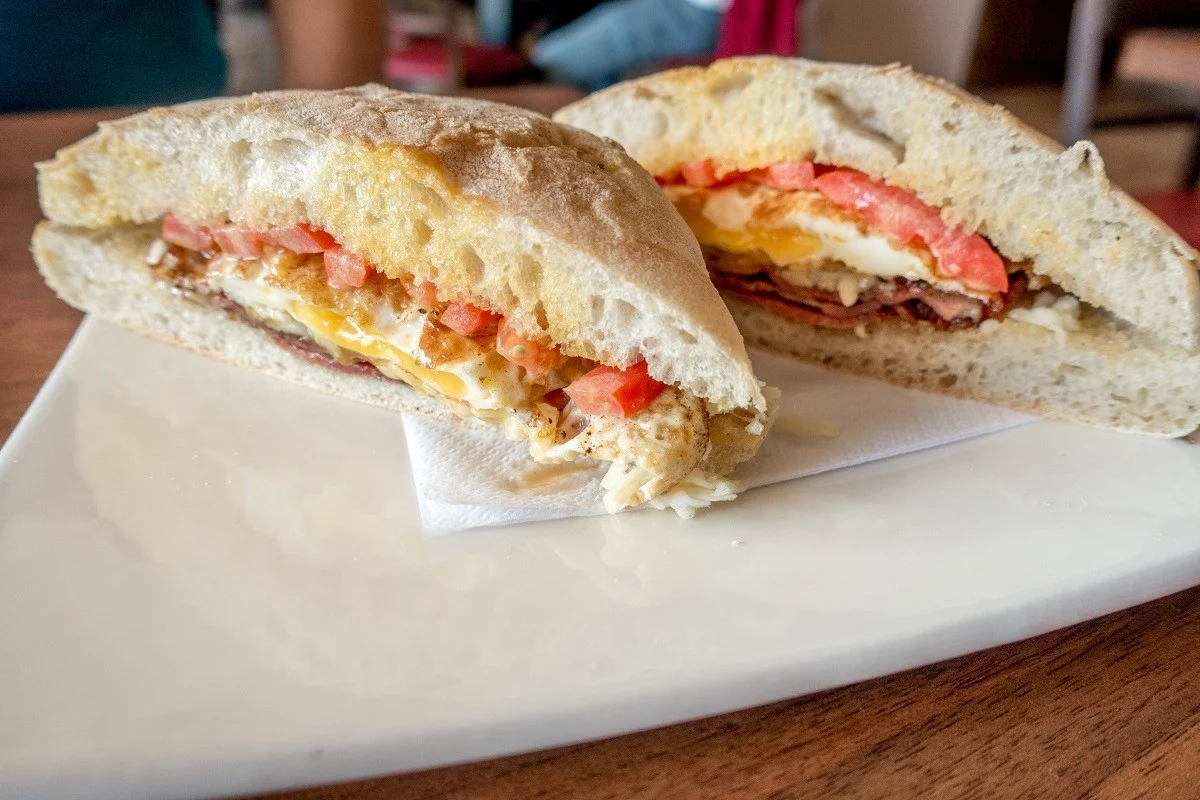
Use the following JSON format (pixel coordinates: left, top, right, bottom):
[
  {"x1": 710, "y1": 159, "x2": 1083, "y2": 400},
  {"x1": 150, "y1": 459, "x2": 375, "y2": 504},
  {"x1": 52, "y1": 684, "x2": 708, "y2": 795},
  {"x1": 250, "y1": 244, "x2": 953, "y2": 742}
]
[
  {"x1": 667, "y1": 184, "x2": 985, "y2": 298},
  {"x1": 673, "y1": 190, "x2": 823, "y2": 266},
  {"x1": 219, "y1": 271, "x2": 528, "y2": 412},
  {"x1": 289, "y1": 304, "x2": 468, "y2": 400}
]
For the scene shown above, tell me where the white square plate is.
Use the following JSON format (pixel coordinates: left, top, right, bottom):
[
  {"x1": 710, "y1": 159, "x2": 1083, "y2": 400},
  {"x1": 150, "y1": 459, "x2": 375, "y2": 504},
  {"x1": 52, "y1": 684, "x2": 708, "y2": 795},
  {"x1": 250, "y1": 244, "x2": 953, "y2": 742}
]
[{"x1": 2, "y1": 318, "x2": 1199, "y2": 800}]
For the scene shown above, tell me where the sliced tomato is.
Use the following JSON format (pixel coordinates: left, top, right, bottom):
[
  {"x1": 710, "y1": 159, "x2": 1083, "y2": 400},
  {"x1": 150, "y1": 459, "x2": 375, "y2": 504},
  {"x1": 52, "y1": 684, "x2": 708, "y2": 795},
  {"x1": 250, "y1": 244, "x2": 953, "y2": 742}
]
[
  {"x1": 161, "y1": 212, "x2": 212, "y2": 251},
  {"x1": 263, "y1": 224, "x2": 337, "y2": 253},
  {"x1": 440, "y1": 302, "x2": 500, "y2": 337},
  {"x1": 679, "y1": 159, "x2": 720, "y2": 187},
  {"x1": 814, "y1": 168, "x2": 1008, "y2": 294},
  {"x1": 744, "y1": 160, "x2": 817, "y2": 191},
  {"x1": 564, "y1": 361, "x2": 666, "y2": 418},
  {"x1": 495, "y1": 319, "x2": 567, "y2": 379},
  {"x1": 814, "y1": 168, "x2": 942, "y2": 239},
  {"x1": 932, "y1": 231, "x2": 1009, "y2": 290},
  {"x1": 210, "y1": 225, "x2": 266, "y2": 258},
  {"x1": 323, "y1": 247, "x2": 370, "y2": 289},
  {"x1": 400, "y1": 275, "x2": 439, "y2": 308}
]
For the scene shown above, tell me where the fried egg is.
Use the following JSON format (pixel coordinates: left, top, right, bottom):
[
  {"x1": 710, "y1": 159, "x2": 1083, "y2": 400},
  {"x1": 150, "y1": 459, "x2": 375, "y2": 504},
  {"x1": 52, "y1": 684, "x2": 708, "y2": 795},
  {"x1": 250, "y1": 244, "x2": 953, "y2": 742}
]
[
  {"x1": 169, "y1": 245, "x2": 734, "y2": 514},
  {"x1": 666, "y1": 183, "x2": 988, "y2": 299}
]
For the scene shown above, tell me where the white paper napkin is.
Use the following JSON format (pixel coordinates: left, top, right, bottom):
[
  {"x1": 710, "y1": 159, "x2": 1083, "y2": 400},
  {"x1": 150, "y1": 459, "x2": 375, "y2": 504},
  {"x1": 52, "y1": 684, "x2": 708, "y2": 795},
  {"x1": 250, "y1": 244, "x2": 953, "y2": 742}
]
[{"x1": 403, "y1": 350, "x2": 1034, "y2": 531}]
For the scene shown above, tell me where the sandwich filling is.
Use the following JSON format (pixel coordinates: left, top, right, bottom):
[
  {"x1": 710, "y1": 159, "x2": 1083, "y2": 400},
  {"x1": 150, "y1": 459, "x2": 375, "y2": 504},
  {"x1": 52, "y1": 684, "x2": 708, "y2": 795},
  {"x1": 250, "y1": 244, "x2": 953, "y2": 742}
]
[
  {"x1": 149, "y1": 214, "x2": 757, "y2": 515},
  {"x1": 659, "y1": 160, "x2": 1057, "y2": 335}
]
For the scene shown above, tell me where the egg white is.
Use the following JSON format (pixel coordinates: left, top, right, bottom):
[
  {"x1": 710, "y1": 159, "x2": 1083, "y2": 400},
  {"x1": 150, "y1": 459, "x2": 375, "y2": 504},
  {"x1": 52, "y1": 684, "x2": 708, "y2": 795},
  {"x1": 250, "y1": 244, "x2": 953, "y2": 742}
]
[{"x1": 667, "y1": 184, "x2": 988, "y2": 300}]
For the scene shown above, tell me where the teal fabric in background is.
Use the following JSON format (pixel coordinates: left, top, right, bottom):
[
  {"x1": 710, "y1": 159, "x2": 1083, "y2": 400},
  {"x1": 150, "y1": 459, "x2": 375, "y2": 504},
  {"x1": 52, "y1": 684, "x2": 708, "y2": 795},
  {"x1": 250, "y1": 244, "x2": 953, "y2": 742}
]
[{"x1": 0, "y1": 0, "x2": 226, "y2": 112}]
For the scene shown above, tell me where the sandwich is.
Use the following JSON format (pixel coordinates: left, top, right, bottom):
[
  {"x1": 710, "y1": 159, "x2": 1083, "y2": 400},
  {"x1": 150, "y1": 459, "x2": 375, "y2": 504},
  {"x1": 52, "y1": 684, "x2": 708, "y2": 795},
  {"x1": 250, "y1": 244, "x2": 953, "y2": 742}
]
[
  {"x1": 555, "y1": 57, "x2": 1200, "y2": 437},
  {"x1": 33, "y1": 85, "x2": 773, "y2": 515}
]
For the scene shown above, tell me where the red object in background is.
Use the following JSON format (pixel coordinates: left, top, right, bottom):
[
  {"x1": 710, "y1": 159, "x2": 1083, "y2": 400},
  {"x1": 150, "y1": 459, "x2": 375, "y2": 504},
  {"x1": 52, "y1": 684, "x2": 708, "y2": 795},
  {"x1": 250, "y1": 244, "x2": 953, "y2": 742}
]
[
  {"x1": 715, "y1": 0, "x2": 801, "y2": 59},
  {"x1": 386, "y1": 38, "x2": 530, "y2": 85},
  {"x1": 1139, "y1": 191, "x2": 1200, "y2": 249},
  {"x1": 605, "y1": 0, "x2": 804, "y2": 73}
]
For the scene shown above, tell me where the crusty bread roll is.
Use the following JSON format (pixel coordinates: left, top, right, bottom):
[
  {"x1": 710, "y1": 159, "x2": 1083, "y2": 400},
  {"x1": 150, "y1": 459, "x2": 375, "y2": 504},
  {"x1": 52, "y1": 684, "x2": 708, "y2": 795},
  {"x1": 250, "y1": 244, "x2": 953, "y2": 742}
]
[
  {"x1": 37, "y1": 85, "x2": 764, "y2": 418},
  {"x1": 33, "y1": 86, "x2": 782, "y2": 515},
  {"x1": 555, "y1": 57, "x2": 1200, "y2": 436}
]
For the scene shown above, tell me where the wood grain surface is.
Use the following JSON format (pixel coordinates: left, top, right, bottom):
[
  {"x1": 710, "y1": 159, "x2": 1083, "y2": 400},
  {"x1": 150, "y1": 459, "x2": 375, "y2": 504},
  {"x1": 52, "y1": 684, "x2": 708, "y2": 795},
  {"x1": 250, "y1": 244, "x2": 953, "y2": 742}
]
[{"x1": 2, "y1": 100, "x2": 1199, "y2": 800}]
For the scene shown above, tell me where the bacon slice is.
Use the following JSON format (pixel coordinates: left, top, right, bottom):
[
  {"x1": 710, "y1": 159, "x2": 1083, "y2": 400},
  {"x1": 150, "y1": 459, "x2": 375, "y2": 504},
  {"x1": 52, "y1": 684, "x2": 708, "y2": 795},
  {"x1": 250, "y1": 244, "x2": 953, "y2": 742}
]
[{"x1": 706, "y1": 249, "x2": 1027, "y2": 332}]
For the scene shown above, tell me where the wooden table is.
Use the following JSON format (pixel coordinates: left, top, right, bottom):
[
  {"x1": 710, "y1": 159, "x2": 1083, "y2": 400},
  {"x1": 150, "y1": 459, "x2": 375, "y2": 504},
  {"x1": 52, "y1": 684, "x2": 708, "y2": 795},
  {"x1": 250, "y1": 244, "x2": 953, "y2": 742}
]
[{"x1": 3, "y1": 103, "x2": 1200, "y2": 800}]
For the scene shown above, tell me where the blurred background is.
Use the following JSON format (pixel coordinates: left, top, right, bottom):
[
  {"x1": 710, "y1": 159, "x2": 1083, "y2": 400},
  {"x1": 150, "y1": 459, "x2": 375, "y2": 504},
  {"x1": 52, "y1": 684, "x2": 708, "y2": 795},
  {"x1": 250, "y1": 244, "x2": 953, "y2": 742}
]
[{"x1": 2, "y1": 0, "x2": 1198, "y2": 230}]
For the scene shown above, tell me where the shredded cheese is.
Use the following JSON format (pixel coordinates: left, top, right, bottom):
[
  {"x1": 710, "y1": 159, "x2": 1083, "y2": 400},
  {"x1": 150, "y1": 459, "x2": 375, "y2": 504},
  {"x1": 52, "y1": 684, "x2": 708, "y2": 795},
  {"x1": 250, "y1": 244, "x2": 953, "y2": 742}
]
[{"x1": 645, "y1": 469, "x2": 741, "y2": 518}]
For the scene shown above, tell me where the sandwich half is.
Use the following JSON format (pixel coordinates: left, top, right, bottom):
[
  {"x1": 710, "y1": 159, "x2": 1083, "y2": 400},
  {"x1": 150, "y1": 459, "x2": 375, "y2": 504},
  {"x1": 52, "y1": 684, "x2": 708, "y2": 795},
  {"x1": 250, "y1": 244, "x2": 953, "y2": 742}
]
[
  {"x1": 33, "y1": 85, "x2": 772, "y2": 514},
  {"x1": 555, "y1": 57, "x2": 1200, "y2": 436}
]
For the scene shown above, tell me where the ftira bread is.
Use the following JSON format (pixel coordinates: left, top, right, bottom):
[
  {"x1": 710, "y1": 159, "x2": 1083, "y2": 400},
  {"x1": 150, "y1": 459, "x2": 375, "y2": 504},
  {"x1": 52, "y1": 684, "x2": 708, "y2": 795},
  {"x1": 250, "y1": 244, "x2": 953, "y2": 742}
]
[
  {"x1": 555, "y1": 57, "x2": 1200, "y2": 436},
  {"x1": 33, "y1": 85, "x2": 774, "y2": 515}
]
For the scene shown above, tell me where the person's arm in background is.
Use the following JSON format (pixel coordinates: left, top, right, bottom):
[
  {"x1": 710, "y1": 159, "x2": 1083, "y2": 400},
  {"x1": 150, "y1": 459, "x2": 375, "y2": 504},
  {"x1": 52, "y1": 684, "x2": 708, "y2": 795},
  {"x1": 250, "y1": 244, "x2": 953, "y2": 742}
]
[{"x1": 270, "y1": 0, "x2": 388, "y2": 89}]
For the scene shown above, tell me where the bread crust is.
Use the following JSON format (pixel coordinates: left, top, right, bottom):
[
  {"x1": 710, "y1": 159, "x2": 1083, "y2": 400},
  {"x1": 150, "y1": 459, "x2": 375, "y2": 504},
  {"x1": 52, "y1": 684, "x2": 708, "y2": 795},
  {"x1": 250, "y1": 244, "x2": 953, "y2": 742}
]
[
  {"x1": 33, "y1": 223, "x2": 462, "y2": 422},
  {"x1": 554, "y1": 57, "x2": 1200, "y2": 353},
  {"x1": 37, "y1": 85, "x2": 765, "y2": 416},
  {"x1": 726, "y1": 296, "x2": 1200, "y2": 437}
]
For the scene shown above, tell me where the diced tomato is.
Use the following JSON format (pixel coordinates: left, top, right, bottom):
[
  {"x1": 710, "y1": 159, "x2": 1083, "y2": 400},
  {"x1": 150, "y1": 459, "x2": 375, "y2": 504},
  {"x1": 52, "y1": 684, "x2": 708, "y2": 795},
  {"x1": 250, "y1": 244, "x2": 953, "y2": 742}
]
[
  {"x1": 814, "y1": 168, "x2": 1008, "y2": 294},
  {"x1": 263, "y1": 224, "x2": 337, "y2": 253},
  {"x1": 744, "y1": 160, "x2": 817, "y2": 191},
  {"x1": 400, "y1": 275, "x2": 439, "y2": 308},
  {"x1": 210, "y1": 225, "x2": 266, "y2": 258},
  {"x1": 541, "y1": 388, "x2": 569, "y2": 410},
  {"x1": 161, "y1": 212, "x2": 213, "y2": 251},
  {"x1": 679, "y1": 159, "x2": 721, "y2": 187},
  {"x1": 495, "y1": 318, "x2": 567, "y2": 379},
  {"x1": 323, "y1": 247, "x2": 371, "y2": 289},
  {"x1": 564, "y1": 361, "x2": 666, "y2": 418},
  {"x1": 667, "y1": 160, "x2": 818, "y2": 190},
  {"x1": 440, "y1": 301, "x2": 501, "y2": 337}
]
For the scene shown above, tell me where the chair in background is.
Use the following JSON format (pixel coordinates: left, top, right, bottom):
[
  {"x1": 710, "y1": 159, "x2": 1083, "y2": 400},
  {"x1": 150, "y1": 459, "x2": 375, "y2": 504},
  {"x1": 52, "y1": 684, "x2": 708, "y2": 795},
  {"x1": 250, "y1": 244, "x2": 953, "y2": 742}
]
[
  {"x1": 1061, "y1": 0, "x2": 1200, "y2": 187},
  {"x1": 1117, "y1": 28, "x2": 1200, "y2": 186}
]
